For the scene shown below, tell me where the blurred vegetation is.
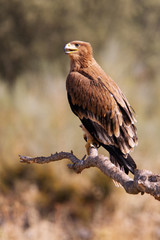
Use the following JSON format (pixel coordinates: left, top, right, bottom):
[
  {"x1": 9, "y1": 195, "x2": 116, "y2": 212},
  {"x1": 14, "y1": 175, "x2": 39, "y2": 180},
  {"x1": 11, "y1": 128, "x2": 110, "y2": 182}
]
[
  {"x1": 0, "y1": 0, "x2": 159, "y2": 84},
  {"x1": 0, "y1": 0, "x2": 160, "y2": 239}
]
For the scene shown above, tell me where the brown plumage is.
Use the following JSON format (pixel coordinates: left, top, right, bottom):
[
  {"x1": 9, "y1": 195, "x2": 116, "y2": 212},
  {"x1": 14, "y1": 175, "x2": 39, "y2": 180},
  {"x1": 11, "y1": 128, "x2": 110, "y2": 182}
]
[{"x1": 64, "y1": 40, "x2": 138, "y2": 174}]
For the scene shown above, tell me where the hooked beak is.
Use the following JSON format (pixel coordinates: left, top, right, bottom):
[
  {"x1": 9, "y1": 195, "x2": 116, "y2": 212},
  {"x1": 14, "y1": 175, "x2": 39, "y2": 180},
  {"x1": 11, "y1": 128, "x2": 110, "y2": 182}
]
[{"x1": 64, "y1": 43, "x2": 78, "y2": 54}]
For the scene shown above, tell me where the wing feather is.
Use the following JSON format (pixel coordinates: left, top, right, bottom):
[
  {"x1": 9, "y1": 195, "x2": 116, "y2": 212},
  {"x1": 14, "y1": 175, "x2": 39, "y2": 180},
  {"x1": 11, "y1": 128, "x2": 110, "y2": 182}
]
[{"x1": 66, "y1": 68, "x2": 137, "y2": 155}]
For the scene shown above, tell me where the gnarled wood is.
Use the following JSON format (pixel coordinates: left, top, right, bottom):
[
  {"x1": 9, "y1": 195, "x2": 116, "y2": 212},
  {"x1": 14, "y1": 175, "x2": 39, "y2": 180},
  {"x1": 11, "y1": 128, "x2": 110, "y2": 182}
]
[{"x1": 19, "y1": 146, "x2": 160, "y2": 201}]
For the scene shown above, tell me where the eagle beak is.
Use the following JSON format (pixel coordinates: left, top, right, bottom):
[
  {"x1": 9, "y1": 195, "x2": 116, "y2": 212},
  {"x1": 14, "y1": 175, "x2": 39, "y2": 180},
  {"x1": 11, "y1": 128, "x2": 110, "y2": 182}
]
[{"x1": 64, "y1": 43, "x2": 78, "y2": 54}]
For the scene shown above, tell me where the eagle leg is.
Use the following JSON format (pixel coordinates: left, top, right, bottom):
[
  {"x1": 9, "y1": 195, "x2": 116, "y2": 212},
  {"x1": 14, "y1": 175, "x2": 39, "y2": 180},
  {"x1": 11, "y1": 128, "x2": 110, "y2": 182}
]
[
  {"x1": 80, "y1": 124, "x2": 99, "y2": 155},
  {"x1": 85, "y1": 139, "x2": 96, "y2": 155}
]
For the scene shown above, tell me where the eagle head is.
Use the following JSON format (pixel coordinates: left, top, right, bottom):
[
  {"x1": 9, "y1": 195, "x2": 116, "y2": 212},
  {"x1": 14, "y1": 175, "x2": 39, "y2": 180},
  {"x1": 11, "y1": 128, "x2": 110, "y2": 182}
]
[{"x1": 64, "y1": 41, "x2": 93, "y2": 69}]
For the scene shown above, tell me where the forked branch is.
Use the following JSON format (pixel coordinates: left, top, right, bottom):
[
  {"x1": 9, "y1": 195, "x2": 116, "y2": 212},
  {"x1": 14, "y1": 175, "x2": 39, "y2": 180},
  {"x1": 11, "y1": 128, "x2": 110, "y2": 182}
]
[{"x1": 19, "y1": 146, "x2": 160, "y2": 201}]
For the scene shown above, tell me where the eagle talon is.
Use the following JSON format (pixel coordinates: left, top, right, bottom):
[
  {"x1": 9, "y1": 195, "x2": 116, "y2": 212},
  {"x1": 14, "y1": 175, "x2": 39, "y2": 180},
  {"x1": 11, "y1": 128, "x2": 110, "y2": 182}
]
[
  {"x1": 85, "y1": 140, "x2": 99, "y2": 155},
  {"x1": 90, "y1": 143, "x2": 95, "y2": 148}
]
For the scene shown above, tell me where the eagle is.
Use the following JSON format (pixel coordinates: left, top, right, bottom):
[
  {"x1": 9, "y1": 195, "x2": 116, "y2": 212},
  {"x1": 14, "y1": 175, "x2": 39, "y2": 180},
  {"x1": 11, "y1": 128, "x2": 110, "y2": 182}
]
[{"x1": 64, "y1": 40, "x2": 138, "y2": 174}]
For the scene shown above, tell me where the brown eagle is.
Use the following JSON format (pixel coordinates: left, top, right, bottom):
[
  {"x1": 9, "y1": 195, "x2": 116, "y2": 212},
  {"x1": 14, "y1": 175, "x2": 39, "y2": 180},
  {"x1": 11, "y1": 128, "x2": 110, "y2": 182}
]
[{"x1": 64, "y1": 40, "x2": 138, "y2": 174}]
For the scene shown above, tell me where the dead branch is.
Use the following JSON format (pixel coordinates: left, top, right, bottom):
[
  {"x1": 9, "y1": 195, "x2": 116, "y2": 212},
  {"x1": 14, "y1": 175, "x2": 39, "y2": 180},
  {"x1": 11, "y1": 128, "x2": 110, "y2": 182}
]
[{"x1": 19, "y1": 146, "x2": 160, "y2": 201}]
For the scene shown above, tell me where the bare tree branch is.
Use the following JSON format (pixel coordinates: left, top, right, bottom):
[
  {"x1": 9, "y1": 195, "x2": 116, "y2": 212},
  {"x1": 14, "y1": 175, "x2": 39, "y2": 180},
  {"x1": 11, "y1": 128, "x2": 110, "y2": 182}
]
[{"x1": 19, "y1": 146, "x2": 160, "y2": 201}]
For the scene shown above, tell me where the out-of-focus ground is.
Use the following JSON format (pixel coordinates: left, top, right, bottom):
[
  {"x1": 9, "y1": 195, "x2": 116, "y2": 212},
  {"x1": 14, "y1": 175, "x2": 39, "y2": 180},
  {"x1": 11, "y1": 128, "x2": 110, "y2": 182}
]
[
  {"x1": 0, "y1": 0, "x2": 160, "y2": 239},
  {"x1": 0, "y1": 74, "x2": 160, "y2": 240}
]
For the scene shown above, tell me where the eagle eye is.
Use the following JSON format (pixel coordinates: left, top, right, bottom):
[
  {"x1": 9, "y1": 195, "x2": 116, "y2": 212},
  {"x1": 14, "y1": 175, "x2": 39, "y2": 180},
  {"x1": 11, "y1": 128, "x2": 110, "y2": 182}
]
[{"x1": 75, "y1": 43, "x2": 80, "y2": 47}]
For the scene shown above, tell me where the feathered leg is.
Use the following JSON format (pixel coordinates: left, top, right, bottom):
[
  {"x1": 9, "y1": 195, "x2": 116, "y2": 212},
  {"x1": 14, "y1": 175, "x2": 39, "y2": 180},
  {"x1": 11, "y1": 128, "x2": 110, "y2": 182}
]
[{"x1": 80, "y1": 124, "x2": 99, "y2": 155}]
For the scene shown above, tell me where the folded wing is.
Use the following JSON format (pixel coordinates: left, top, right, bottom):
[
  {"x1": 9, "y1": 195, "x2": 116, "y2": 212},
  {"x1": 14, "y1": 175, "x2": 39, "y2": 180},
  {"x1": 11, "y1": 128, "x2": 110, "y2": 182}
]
[{"x1": 66, "y1": 69, "x2": 138, "y2": 156}]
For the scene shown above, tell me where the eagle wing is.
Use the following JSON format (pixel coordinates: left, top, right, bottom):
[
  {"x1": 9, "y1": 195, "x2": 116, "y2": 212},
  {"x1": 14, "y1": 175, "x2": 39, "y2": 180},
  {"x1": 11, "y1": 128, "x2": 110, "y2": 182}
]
[{"x1": 66, "y1": 69, "x2": 138, "y2": 156}]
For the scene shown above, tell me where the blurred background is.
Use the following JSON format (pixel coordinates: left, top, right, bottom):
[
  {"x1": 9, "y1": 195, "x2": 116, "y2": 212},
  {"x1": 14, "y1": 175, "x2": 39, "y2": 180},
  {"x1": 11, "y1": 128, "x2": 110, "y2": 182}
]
[{"x1": 0, "y1": 0, "x2": 160, "y2": 239}]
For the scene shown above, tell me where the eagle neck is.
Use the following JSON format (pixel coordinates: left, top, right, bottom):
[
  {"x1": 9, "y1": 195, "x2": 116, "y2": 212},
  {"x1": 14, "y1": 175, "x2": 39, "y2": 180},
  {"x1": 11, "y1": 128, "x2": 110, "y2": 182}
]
[
  {"x1": 70, "y1": 57, "x2": 95, "y2": 72},
  {"x1": 70, "y1": 59, "x2": 81, "y2": 72}
]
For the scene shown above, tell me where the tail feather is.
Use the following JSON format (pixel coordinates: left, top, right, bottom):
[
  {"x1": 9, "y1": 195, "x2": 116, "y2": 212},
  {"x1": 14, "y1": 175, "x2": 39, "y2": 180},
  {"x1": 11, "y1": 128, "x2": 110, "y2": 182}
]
[{"x1": 101, "y1": 144, "x2": 137, "y2": 174}]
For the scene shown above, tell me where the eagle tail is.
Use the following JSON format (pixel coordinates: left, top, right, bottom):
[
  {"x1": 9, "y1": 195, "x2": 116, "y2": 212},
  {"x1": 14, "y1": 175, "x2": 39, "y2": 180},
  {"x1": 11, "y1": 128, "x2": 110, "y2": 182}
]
[{"x1": 101, "y1": 144, "x2": 137, "y2": 174}]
